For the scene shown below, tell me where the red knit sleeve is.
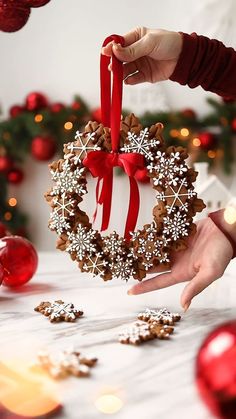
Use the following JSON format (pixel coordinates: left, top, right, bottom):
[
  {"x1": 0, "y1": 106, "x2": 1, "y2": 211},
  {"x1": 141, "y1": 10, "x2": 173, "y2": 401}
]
[{"x1": 170, "y1": 32, "x2": 236, "y2": 100}]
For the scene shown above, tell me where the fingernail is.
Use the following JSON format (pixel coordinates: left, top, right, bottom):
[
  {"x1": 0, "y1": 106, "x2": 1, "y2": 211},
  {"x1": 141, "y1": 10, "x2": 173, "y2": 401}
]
[
  {"x1": 127, "y1": 289, "x2": 133, "y2": 295},
  {"x1": 113, "y1": 42, "x2": 122, "y2": 49},
  {"x1": 183, "y1": 301, "x2": 191, "y2": 312}
]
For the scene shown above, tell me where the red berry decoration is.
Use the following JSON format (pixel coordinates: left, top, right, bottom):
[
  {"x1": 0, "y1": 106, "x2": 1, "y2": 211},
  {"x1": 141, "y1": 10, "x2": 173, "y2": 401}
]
[
  {"x1": 9, "y1": 104, "x2": 24, "y2": 118},
  {"x1": 0, "y1": 236, "x2": 38, "y2": 287},
  {"x1": 71, "y1": 101, "x2": 81, "y2": 111},
  {"x1": 0, "y1": 156, "x2": 13, "y2": 173},
  {"x1": 31, "y1": 135, "x2": 56, "y2": 161},
  {"x1": 231, "y1": 118, "x2": 236, "y2": 133},
  {"x1": 25, "y1": 92, "x2": 48, "y2": 111},
  {"x1": 23, "y1": 0, "x2": 51, "y2": 7},
  {"x1": 198, "y1": 131, "x2": 215, "y2": 149},
  {"x1": 181, "y1": 108, "x2": 196, "y2": 119},
  {"x1": 7, "y1": 168, "x2": 24, "y2": 184},
  {"x1": 0, "y1": 0, "x2": 30, "y2": 32},
  {"x1": 50, "y1": 102, "x2": 65, "y2": 113},
  {"x1": 196, "y1": 321, "x2": 236, "y2": 419}
]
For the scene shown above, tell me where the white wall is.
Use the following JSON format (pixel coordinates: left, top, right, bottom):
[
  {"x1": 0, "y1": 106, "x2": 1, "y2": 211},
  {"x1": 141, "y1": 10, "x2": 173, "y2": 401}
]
[{"x1": 0, "y1": 0, "x2": 236, "y2": 249}]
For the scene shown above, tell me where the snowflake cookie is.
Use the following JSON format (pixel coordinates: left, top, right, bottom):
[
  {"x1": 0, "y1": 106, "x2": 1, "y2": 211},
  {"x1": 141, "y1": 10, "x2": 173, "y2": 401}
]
[
  {"x1": 34, "y1": 300, "x2": 84, "y2": 323},
  {"x1": 35, "y1": 347, "x2": 97, "y2": 379},
  {"x1": 45, "y1": 113, "x2": 205, "y2": 282},
  {"x1": 138, "y1": 308, "x2": 181, "y2": 325}
]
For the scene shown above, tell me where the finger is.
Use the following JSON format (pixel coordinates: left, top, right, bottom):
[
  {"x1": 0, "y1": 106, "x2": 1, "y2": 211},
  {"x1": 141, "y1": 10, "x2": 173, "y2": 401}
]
[
  {"x1": 101, "y1": 41, "x2": 114, "y2": 57},
  {"x1": 124, "y1": 71, "x2": 147, "y2": 85},
  {"x1": 123, "y1": 61, "x2": 138, "y2": 79},
  {"x1": 122, "y1": 27, "x2": 148, "y2": 46},
  {"x1": 180, "y1": 268, "x2": 216, "y2": 309},
  {"x1": 128, "y1": 271, "x2": 179, "y2": 295},
  {"x1": 112, "y1": 35, "x2": 153, "y2": 63}
]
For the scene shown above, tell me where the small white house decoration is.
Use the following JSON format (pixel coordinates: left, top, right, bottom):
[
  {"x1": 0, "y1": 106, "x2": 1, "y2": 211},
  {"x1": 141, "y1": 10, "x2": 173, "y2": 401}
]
[{"x1": 194, "y1": 162, "x2": 233, "y2": 220}]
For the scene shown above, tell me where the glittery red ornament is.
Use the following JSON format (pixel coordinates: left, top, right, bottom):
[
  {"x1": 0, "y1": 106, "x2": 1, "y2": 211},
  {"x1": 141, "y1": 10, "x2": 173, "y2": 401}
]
[
  {"x1": 198, "y1": 131, "x2": 215, "y2": 149},
  {"x1": 31, "y1": 135, "x2": 56, "y2": 161},
  {"x1": 231, "y1": 118, "x2": 236, "y2": 133},
  {"x1": 0, "y1": 236, "x2": 38, "y2": 287},
  {"x1": 196, "y1": 321, "x2": 236, "y2": 419},
  {"x1": 181, "y1": 108, "x2": 197, "y2": 119},
  {"x1": 23, "y1": 0, "x2": 51, "y2": 7},
  {"x1": 0, "y1": 156, "x2": 13, "y2": 173},
  {"x1": 25, "y1": 92, "x2": 48, "y2": 111},
  {"x1": 0, "y1": 0, "x2": 30, "y2": 32},
  {"x1": 7, "y1": 168, "x2": 24, "y2": 184},
  {"x1": 91, "y1": 107, "x2": 102, "y2": 123},
  {"x1": 50, "y1": 102, "x2": 65, "y2": 113},
  {"x1": 9, "y1": 104, "x2": 24, "y2": 118}
]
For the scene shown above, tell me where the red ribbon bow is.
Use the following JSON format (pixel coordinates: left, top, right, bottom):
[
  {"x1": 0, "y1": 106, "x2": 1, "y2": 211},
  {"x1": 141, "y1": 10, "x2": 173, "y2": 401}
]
[{"x1": 83, "y1": 34, "x2": 145, "y2": 240}]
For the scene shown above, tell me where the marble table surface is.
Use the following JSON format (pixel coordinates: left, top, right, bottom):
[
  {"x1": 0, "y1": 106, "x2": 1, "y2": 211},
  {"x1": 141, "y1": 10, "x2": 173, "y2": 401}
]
[{"x1": 1, "y1": 251, "x2": 236, "y2": 419}]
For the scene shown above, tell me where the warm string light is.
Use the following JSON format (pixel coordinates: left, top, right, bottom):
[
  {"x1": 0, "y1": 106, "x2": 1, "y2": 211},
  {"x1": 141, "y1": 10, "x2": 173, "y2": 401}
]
[
  {"x1": 208, "y1": 150, "x2": 216, "y2": 159},
  {"x1": 95, "y1": 394, "x2": 123, "y2": 414},
  {"x1": 180, "y1": 127, "x2": 190, "y2": 137},
  {"x1": 169, "y1": 129, "x2": 179, "y2": 138},
  {"x1": 224, "y1": 206, "x2": 236, "y2": 225},
  {"x1": 2, "y1": 132, "x2": 11, "y2": 141},
  {"x1": 8, "y1": 197, "x2": 17, "y2": 207},
  {"x1": 64, "y1": 121, "x2": 73, "y2": 130},
  {"x1": 34, "y1": 114, "x2": 43, "y2": 123},
  {"x1": 192, "y1": 137, "x2": 201, "y2": 147},
  {"x1": 4, "y1": 211, "x2": 12, "y2": 221}
]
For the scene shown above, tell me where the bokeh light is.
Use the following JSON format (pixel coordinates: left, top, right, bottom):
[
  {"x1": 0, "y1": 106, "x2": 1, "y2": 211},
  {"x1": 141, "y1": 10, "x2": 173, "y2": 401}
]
[
  {"x1": 64, "y1": 121, "x2": 73, "y2": 130},
  {"x1": 224, "y1": 206, "x2": 236, "y2": 225},
  {"x1": 95, "y1": 394, "x2": 123, "y2": 414}
]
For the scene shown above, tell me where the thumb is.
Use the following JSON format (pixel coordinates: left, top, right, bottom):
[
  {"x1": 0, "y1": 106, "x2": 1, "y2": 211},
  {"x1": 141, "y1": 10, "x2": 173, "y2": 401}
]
[
  {"x1": 112, "y1": 35, "x2": 153, "y2": 62},
  {"x1": 180, "y1": 267, "x2": 215, "y2": 309}
]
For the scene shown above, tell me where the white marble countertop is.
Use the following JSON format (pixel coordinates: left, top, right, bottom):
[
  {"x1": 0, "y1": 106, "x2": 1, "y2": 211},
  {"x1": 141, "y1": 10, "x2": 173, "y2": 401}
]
[{"x1": 1, "y1": 252, "x2": 236, "y2": 419}]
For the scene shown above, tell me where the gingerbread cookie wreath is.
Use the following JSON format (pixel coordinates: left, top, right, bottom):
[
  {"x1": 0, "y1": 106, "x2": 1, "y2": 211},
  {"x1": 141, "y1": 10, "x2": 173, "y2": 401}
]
[{"x1": 45, "y1": 34, "x2": 205, "y2": 282}]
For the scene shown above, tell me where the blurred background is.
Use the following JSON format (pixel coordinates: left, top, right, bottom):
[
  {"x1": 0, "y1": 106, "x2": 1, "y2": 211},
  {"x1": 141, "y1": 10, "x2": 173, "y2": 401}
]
[{"x1": 0, "y1": 0, "x2": 236, "y2": 250}]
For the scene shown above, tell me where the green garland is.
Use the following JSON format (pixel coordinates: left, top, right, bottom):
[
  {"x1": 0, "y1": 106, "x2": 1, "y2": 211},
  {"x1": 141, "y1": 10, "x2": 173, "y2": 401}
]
[{"x1": 0, "y1": 95, "x2": 235, "y2": 236}]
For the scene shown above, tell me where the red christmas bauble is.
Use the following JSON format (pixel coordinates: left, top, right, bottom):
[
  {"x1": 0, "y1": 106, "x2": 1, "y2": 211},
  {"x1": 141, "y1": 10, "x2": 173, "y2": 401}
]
[
  {"x1": 222, "y1": 96, "x2": 235, "y2": 104},
  {"x1": 198, "y1": 131, "x2": 215, "y2": 149},
  {"x1": 50, "y1": 102, "x2": 65, "y2": 113},
  {"x1": 231, "y1": 118, "x2": 236, "y2": 133},
  {"x1": 25, "y1": 92, "x2": 48, "y2": 111},
  {"x1": 71, "y1": 101, "x2": 81, "y2": 111},
  {"x1": 0, "y1": 1, "x2": 30, "y2": 32},
  {"x1": 0, "y1": 156, "x2": 13, "y2": 173},
  {"x1": 91, "y1": 107, "x2": 102, "y2": 123},
  {"x1": 23, "y1": 0, "x2": 51, "y2": 7},
  {"x1": 31, "y1": 135, "x2": 56, "y2": 161},
  {"x1": 9, "y1": 104, "x2": 24, "y2": 118},
  {"x1": 0, "y1": 236, "x2": 38, "y2": 287},
  {"x1": 196, "y1": 321, "x2": 236, "y2": 418},
  {"x1": 7, "y1": 167, "x2": 24, "y2": 184},
  {"x1": 181, "y1": 108, "x2": 197, "y2": 119}
]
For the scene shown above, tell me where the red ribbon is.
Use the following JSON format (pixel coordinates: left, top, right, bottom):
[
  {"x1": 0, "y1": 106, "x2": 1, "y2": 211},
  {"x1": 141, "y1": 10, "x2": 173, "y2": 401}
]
[{"x1": 83, "y1": 34, "x2": 145, "y2": 240}]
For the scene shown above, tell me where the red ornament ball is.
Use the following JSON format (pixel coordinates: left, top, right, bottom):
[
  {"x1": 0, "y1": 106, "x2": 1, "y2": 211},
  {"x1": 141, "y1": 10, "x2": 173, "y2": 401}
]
[
  {"x1": 231, "y1": 118, "x2": 236, "y2": 133},
  {"x1": 91, "y1": 107, "x2": 102, "y2": 123},
  {"x1": 0, "y1": 0, "x2": 30, "y2": 32},
  {"x1": 25, "y1": 92, "x2": 48, "y2": 111},
  {"x1": 7, "y1": 167, "x2": 24, "y2": 184},
  {"x1": 0, "y1": 156, "x2": 13, "y2": 173},
  {"x1": 31, "y1": 135, "x2": 56, "y2": 161},
  {"x1": 181, "y1": 108, "x2": 197, "y2": 119},
  {"x1": 0, "y1": 236, "x2": 38, "y2": 287},
  {"x1": 23, "y1": 0, "x2": 51, "y2": 7},
  {"x1": 9, "y1": 104, "x2": 24, "y2": 118},
  {"x1": 198, "y1": 131, "x2": 215, "y2": 149},
  {"x1": 50, "y1": 102, "x2": 65, "y2": 113},
  {"x1": 196, "y1": 321, "x2": 236, "y2": 418}
]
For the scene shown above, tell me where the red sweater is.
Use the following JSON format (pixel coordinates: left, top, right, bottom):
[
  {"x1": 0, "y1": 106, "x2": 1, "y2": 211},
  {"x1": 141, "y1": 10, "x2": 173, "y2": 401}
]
[
  {"x1": 170, "y1": 32, "x2": 236, "y2": 257},
  {"x1": 170, "y1": 32, "x2": 236, "y2": 100}
]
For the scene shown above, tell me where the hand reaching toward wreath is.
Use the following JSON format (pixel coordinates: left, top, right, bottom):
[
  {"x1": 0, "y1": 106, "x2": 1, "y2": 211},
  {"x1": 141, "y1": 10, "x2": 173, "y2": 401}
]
[
  {"x1": 128, "y1": 217, "x2": 233, "y2": 310},
  {"x1": 101, "y1": 27, "x2": 183, "y2": 84}
]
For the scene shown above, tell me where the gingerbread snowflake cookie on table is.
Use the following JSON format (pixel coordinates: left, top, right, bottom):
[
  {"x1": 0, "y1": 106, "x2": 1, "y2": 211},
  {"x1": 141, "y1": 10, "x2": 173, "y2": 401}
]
[{"x1": 45, "y1": 113, "x2": 205, "y2": 281}]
